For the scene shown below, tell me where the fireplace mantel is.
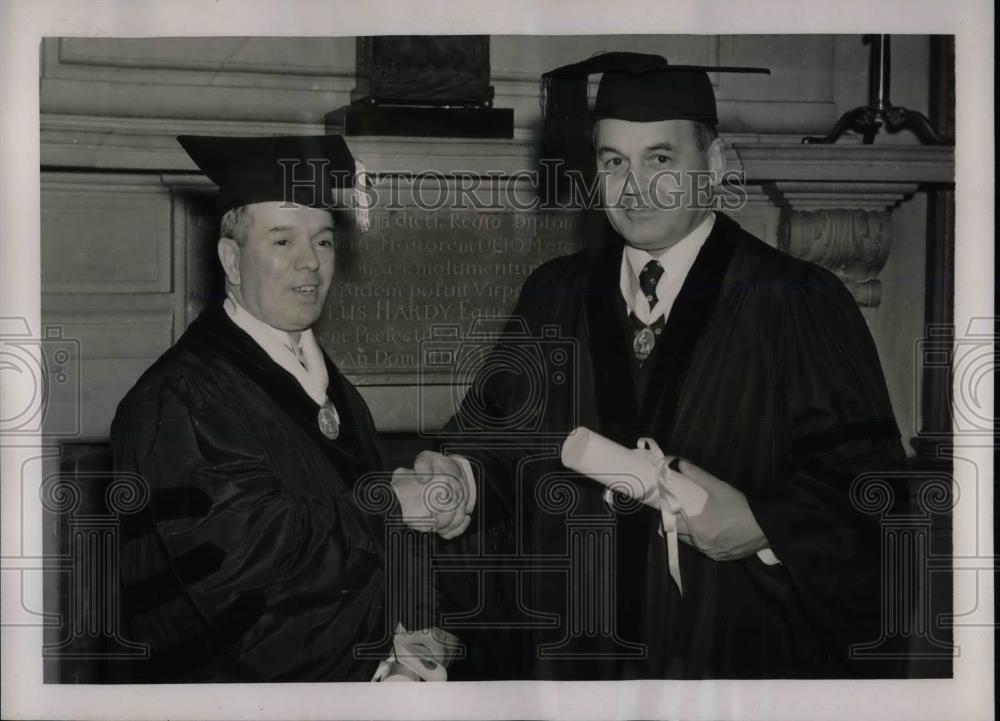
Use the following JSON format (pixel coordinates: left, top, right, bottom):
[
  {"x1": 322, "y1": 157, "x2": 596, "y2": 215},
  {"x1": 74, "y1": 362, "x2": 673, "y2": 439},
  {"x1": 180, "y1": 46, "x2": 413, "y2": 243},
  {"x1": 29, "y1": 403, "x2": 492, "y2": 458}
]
[{"x1": 42, "y1": 112, "x2": 953, "y2": 186}]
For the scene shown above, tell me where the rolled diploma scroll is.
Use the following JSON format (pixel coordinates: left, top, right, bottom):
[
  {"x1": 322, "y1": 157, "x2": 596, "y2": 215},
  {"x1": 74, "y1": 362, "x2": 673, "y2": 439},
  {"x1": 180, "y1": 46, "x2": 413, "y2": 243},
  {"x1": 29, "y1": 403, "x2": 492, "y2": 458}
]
[
  {"x1": 560, "y1": 427, "x2": 707, "y2": 514},
  {"x1": 561, "y1": 427, "x2": 781, "y2": 586},
  {"x1": 561, "y1": 426, "x2": 706, "y2": 595}
]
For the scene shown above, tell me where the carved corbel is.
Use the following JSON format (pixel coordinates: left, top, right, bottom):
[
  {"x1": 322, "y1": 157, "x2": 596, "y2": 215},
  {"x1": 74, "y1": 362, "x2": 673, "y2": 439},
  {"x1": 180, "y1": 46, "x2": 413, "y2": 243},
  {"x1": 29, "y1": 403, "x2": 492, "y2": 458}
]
[
  {"x1": 768, "y1": 181, "x2": 918, "y2": 306},
  {"x1": 783, "y1": 208, "x2": 891, "y2": 306}
]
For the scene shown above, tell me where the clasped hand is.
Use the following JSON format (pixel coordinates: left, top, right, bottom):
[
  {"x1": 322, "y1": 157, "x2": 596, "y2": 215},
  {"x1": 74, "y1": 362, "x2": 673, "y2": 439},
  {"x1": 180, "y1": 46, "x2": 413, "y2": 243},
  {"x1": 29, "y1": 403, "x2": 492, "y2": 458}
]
[
  {"x1": 669, "y1": 457, "x2": 769, "y2": 562},
  {"x1": 391, "y1": 451, "x2": 471, "y2": 539}
]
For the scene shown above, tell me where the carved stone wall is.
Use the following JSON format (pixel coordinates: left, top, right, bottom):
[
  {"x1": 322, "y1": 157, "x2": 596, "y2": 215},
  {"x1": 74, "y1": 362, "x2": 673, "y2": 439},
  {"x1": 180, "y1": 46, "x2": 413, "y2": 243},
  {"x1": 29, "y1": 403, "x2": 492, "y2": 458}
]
[{"x1": 783, "y1": 209, "x2": 892, "y2": 307}]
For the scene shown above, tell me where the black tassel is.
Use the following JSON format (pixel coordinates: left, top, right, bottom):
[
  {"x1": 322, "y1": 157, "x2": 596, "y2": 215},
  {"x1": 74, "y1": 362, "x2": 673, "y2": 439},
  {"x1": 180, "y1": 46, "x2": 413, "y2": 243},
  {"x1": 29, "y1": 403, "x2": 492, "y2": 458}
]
[{"x1": 538, "y1": 72, "x2": 593, "y2": 208}]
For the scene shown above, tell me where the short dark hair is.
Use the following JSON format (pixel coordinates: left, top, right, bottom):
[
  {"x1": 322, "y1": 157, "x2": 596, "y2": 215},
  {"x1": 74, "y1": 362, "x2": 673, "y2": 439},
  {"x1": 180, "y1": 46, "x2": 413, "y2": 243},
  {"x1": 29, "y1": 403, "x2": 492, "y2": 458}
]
[
  {"x1": 219, "y1": 205, "x2": 252, "y2": 246},
  {"x1": 591, "y1": 118, "x2": 719, "y2": 151},
  {"x1": 692, "y1": 121, "x2": 719, "y2": 151}
]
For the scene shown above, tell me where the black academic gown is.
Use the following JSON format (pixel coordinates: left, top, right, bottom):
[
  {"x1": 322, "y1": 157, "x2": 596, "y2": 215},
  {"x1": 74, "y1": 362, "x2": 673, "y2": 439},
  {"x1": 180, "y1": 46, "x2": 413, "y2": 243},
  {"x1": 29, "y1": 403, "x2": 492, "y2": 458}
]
[
  {"x1": 111, "y1": 305, "x2": 415, "y2": 682},
  {"x1": 440, "y1": 213, "x2": 905, "y2": 680}
]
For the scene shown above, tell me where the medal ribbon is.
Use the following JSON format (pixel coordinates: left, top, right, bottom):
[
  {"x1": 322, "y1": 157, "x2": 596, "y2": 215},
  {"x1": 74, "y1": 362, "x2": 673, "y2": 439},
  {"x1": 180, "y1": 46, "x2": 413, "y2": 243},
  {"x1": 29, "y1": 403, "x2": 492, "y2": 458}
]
[{"x1": 636, "y1": 437, "x2": 685, "y2": 596}]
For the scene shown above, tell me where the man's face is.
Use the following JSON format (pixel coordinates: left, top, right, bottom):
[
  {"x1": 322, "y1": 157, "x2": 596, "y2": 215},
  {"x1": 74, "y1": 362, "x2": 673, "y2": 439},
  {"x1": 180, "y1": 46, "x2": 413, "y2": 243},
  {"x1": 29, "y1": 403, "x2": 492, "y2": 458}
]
[
  {"x1": 595, "y1": 118, "x2": 721, "y2": 253},
  {"x1": 219, "y1": 202, "x2": 335, "y2": 332}
]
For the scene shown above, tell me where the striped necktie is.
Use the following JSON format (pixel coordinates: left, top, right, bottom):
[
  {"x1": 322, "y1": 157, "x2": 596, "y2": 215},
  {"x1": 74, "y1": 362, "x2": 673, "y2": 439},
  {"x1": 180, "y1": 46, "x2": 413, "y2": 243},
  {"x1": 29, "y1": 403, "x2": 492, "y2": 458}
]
[
  {"x1": 287, "y1": 340, "x2": 308, "y2": 370},
  {"x1": 629, "y1": 259, "x2": 665, "y2": 363}
]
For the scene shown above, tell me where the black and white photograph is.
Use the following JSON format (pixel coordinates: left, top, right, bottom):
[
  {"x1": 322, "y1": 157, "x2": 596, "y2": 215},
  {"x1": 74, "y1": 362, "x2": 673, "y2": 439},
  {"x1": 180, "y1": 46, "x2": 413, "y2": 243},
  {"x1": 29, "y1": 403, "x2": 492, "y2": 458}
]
[{"x1": 0, "y1": 1, "x2": 993, "y2": 719}]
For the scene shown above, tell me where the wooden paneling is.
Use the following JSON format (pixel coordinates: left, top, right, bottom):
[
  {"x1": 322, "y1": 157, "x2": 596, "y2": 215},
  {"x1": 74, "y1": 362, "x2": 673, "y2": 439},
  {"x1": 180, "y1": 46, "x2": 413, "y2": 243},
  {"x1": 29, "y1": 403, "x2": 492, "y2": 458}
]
[
  {"x1": 55, "y1": 37, "x2": 356, "y2": 79},
  {"x1": 40, "y1": 171, "x2": 178, "y2": 440},
  {"x1": 42, "y1": 38, "x2": 356, "y2": 124},
  {"x1": 41, "y1": 176, "x2": 172, "y2": 294},
  {"x1": 41, "y1": 293, "x2": 175, "y2": 439},
  {"x1": 42, "y1": 35, "x2": 843, "y2": 136}
]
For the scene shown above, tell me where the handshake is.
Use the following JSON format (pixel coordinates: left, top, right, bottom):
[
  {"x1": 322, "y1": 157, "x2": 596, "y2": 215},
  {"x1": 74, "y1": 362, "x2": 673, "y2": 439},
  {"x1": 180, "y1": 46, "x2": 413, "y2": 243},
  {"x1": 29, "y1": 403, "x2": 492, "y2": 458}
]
[{"x1": 391, "y1": 451, "x2": 474, "y2": 539}]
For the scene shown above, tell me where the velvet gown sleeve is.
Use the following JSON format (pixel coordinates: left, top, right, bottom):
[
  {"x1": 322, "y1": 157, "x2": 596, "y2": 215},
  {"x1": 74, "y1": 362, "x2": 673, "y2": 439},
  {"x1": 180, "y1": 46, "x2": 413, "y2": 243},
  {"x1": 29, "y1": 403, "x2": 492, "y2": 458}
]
[
  {"x1": 114, "y1": 372, "x2": 389, "y2": 681},
  {"x1": 746, "y1": 266, "x2": 906, "y2": 673},
  {"x1": 440, "y1": 260, "x2": 570, "y2": 533}
]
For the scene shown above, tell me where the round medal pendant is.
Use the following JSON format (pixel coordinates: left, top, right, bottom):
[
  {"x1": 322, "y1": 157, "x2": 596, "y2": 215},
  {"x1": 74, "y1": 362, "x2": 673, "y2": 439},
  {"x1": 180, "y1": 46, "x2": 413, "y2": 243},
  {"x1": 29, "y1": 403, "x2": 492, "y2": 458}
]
[
  {"x1": 633, "y1": 327, "x2": 656, "y2": 360},
  {"x1": 317, "y1": 402, "x2": 340, "y2": 439}
]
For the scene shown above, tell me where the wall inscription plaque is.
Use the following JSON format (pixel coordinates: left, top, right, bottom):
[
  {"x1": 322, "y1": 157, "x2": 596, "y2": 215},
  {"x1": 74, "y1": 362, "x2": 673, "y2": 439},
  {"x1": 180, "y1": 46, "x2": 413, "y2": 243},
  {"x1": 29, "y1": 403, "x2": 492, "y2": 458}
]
[{"x1": 314, "y1": 207, "x2": 583, "y2": 384}]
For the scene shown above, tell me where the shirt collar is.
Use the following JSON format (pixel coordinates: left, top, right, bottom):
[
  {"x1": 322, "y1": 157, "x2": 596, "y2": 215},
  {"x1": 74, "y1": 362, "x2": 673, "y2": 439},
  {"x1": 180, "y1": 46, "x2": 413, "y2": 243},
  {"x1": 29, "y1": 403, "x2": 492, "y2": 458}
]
[
  {"x1": 223, "y1": 295, "x2": 330, "y2": 406},
  {"x1": 623, "y1": 212, "x2": 716, "y2": 283},
  {"x1": 620, "y1": 211, "x2": 716, "y2": 322},
  {"x1": 224, "y1": 295, "x2": 301, "y2": 355}
]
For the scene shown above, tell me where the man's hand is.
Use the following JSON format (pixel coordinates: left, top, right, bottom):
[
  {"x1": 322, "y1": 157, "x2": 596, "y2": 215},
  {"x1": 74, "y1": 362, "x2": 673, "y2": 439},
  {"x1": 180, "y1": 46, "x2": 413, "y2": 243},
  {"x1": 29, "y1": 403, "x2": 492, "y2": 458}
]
[
  {"x1": 391, "y1": 451, "x2": 471, "y2": 539},
  {"x1": 671, "y1": 458, "x2": 769, "y2": 562}
]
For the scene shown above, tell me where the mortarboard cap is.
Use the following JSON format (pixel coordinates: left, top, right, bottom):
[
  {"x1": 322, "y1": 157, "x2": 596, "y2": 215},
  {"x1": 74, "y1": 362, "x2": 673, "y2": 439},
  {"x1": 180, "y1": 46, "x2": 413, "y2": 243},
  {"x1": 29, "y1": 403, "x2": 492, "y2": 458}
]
[
  {"x1": 537, "y1": 52, "x2": 769, "y2": 205},
  {"x1": 541, "y1": 50, "x2": 770, "y2": 127},
  {"x1": 177, "y1": 134, "x2": 371, "y2": 231}
]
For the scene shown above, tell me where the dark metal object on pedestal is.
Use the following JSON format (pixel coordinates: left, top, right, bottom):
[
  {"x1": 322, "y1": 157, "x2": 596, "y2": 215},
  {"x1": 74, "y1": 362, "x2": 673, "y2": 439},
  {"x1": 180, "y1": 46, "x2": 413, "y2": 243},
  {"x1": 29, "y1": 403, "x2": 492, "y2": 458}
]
[
  {"x1": 803, "y1": 35, "x2": 950, "y2": 145},
  {"x1": 911, "y1": 35, "x2": 957, "y2": 462},
  {"x1": 327, "y1": 36, "x2": 514, "y2": 138}
]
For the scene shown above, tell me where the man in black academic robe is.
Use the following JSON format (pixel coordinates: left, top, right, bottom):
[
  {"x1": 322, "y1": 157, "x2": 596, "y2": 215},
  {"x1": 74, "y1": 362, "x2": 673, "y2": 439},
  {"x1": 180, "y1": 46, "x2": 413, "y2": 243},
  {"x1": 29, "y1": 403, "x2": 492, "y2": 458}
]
[
  {"x1": 111, "y1": 134, "x2": 452, "y2": 682},
  {"x1": 113, "y1": 303, "x2": 398, "y2": 681},
  {"x1": 441, "y1": 212, "x2": 904, "y2": 679},
  {"x1": 413, "y1": 53, "x2": 906, "y2": 680}
]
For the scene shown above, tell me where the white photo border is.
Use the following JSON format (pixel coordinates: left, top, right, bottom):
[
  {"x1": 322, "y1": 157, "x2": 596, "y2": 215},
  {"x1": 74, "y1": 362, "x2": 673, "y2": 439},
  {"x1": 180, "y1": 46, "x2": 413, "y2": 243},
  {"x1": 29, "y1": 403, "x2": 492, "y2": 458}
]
[{"x1": 1, "y1": 1, "x2": 993, "y2": 719}]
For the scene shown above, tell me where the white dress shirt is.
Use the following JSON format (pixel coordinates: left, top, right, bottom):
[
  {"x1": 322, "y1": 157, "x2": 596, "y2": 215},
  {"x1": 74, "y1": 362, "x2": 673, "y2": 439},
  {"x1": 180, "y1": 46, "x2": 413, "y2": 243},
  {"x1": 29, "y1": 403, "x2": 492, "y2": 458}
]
[
  {"x1": 223, "y1": 297, "x2": 450, "y2": 679},
  {"x1": 618, "y1": 214, "x2": 778, "y2": 565},
  {"x1": 453, "y1": 217, "x2": 719, "y2": 520},
  {"x1": 450, "y1": 212, "x2": 777, "y2": 564},
  {"x1": 223, "y1": 296, "x2": 337, "y2": 424},
  {"x1": 619, "y1": 212, "x2": 715, "y2": 324}
]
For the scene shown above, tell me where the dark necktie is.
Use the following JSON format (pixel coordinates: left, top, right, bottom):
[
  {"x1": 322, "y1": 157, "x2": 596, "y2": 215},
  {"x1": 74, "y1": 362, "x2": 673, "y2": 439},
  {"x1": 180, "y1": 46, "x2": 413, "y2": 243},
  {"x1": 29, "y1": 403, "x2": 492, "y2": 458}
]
[{"x1": 629, "y1": 259, "x2": 665, "y2": 363}]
